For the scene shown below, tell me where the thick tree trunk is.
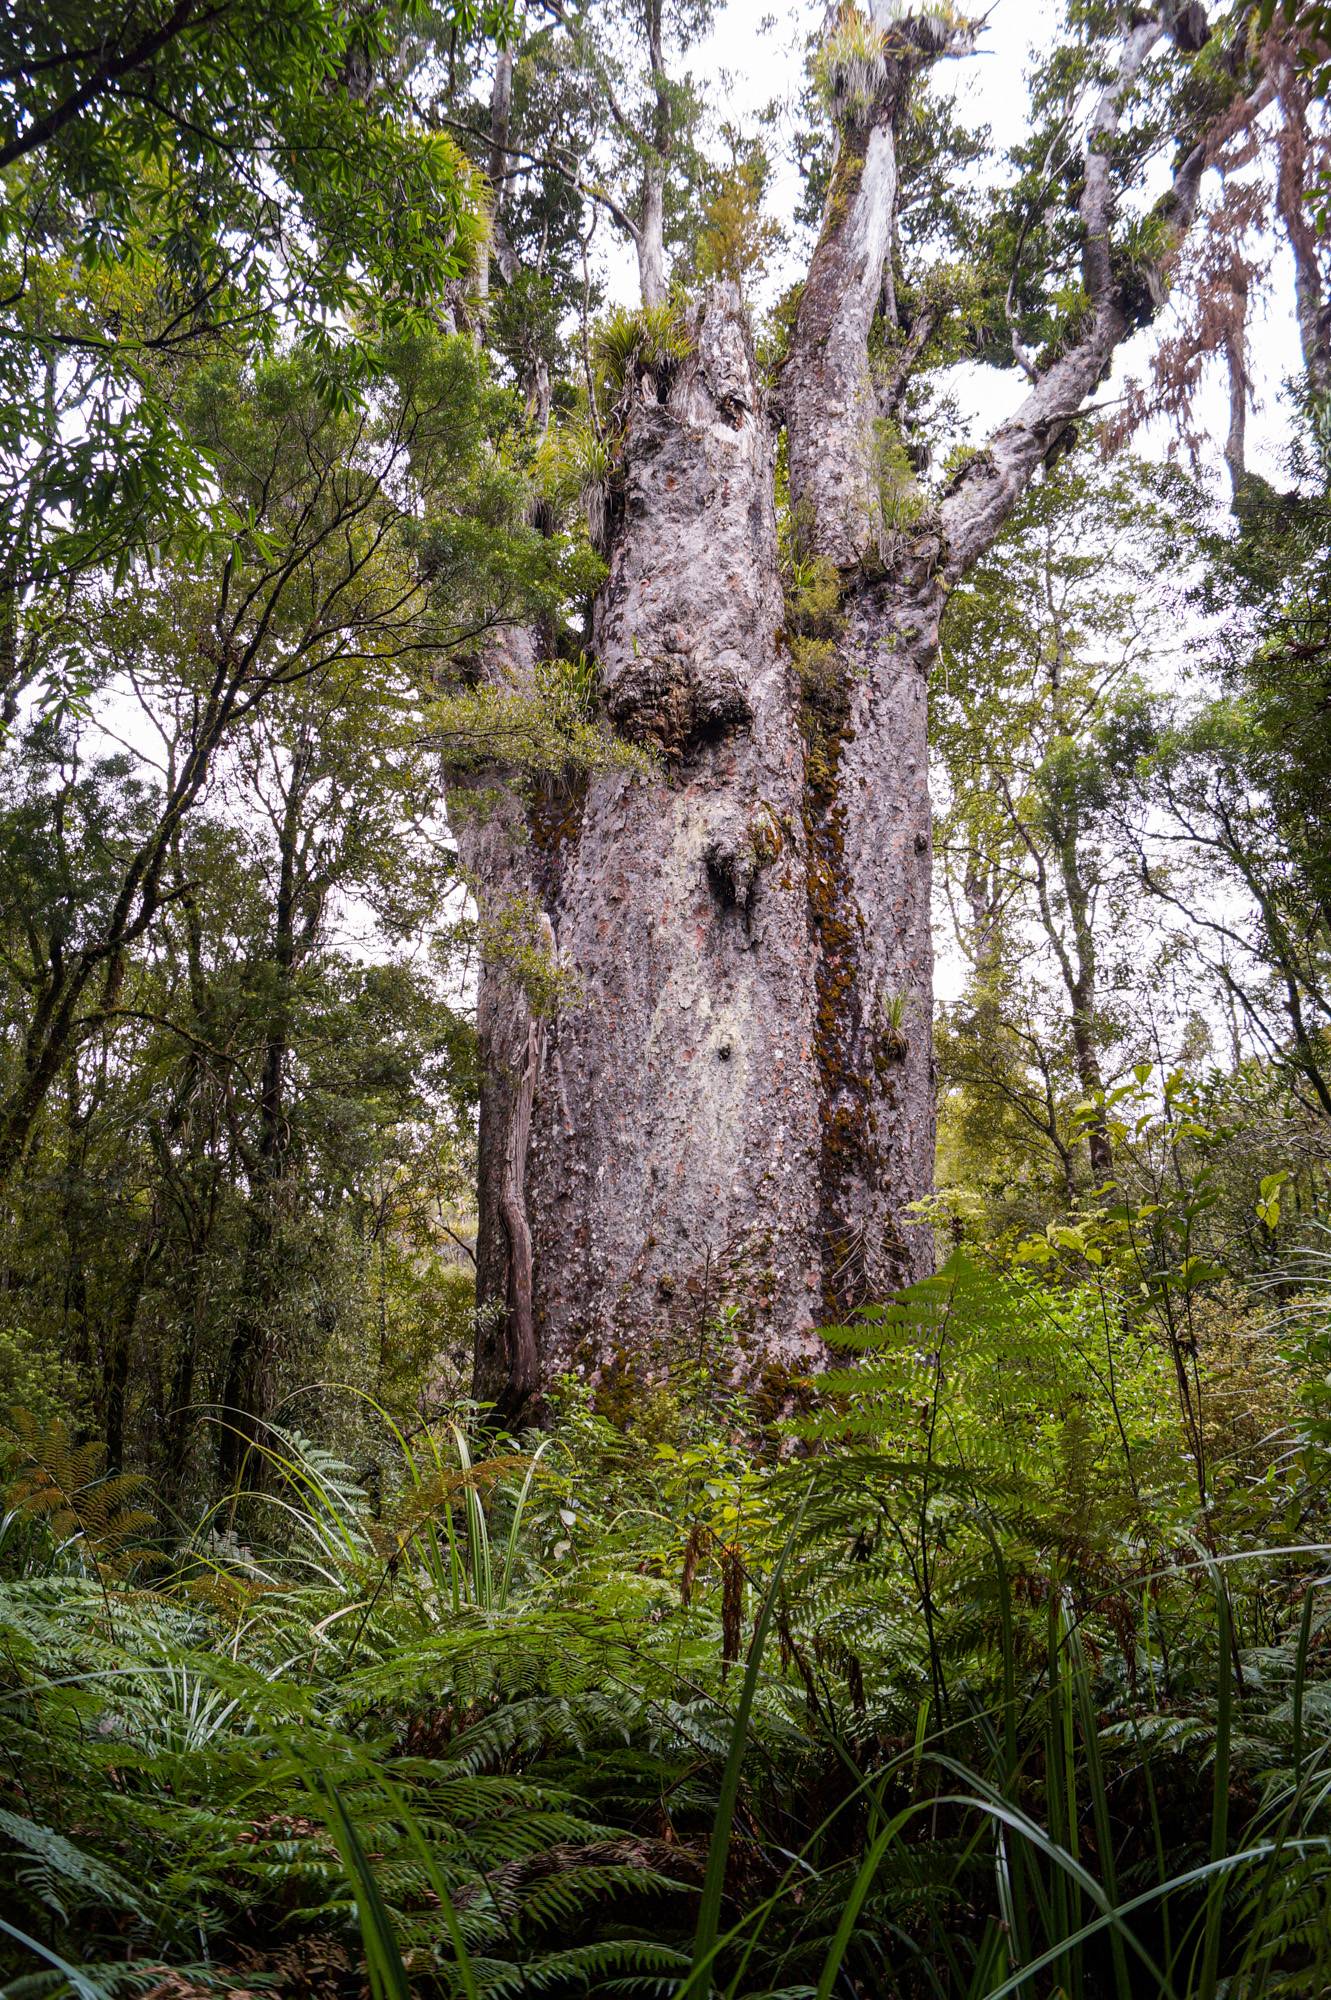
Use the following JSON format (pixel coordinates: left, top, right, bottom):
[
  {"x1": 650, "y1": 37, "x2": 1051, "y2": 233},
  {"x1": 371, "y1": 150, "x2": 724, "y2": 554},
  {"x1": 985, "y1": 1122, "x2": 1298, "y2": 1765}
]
[
  {"x1": 467, "y1": 286, "x2": 931, "y2": 1410},
  {"x1": 778, "y1": 48, "x2": 943, "y2": 1316},
  {"x1": 805, "y1": 577, "x2": 936, "y2": 1317},
  {"x1": 525, "y1": 295, "x2": 823, "y2": 1383},
  {"x1": 459, "y1": 3, "x2": 1256, "y2": 1415}
]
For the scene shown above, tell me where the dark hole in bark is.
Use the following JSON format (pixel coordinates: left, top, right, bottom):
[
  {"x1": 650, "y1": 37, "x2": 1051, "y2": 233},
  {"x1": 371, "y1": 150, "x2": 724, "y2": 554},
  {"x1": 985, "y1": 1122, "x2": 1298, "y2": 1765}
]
[
  {"x1": 705, "y1": 841, "x2": 757, "y2": 915},
  {"x1": 690, "y1": 711, "x2": 742, "y2": 754}
]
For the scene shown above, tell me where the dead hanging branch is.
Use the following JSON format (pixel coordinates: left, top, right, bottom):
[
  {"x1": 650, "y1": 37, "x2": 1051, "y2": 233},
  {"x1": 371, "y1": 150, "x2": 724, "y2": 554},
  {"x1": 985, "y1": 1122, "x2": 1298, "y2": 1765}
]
[{"x1": 940, "y1": 10, "x2": 1275, "y2": 583}]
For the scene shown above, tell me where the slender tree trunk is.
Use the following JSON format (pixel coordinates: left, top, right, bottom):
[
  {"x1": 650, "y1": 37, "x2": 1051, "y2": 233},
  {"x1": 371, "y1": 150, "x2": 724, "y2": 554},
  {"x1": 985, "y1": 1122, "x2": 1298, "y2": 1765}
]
[
  {"x1": 217, "y1": 757, "x2": 309, "y2": 1482},
  {"x1": 162, "y1": 1239, "x2": 208, "y2": 1507},
  {"x1": 104, "y1": 1227, "x2": 156, "y2": 1471},
  {"x1": 459, "y1": 691, "x2": 558, "y2": 1420},
  {"x1": 60, "y1": 1065, "x2": 92, "y2": 1387},
  {"x1": 1270, "y1": 44, "x2": 1331, "y2": 399},
  {"x1": 1057, "y1": 842, "x2": 1114, "y2": 1185},
  {"x1": 635, "y1": 173, "x2": 667, "y2": 309},
  {"x1": 634, "y1": 0, "x2": 670, "y2": 310}
]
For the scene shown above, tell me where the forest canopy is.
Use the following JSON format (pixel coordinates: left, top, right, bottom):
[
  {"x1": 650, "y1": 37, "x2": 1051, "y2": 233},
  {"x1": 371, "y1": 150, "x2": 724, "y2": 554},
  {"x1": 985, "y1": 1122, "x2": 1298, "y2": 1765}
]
[{"x1": 1, "y1": 0, "x2": 1331, "y2": 1995}]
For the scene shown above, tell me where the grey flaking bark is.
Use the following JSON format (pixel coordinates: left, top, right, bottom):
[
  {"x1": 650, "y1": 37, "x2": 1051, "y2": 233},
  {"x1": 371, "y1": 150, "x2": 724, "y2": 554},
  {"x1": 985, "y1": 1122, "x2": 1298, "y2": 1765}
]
[
  {"x1": 783, "y1": 117, "x2": 898, "y2": 571},
  {"x1": 455, "y1": 4, "x2": 1263, "y2": 1415},
  {"x1": 811, "y1": 578, "x2": 937, "y2": 1310},
  {"x1": 465, "y1": 287, "x2": 935, "y2": 1405},
  {"x1": 518, "y1": 289, "x2": 827, "y2": 1388}
]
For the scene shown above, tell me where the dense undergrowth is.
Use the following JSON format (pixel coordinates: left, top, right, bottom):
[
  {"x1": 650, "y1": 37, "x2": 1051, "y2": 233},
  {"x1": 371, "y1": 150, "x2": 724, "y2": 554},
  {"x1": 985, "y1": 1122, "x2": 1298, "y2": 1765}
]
[{"x1": 3, "y1": 1251, "x2": 1331, "y2": 2000}]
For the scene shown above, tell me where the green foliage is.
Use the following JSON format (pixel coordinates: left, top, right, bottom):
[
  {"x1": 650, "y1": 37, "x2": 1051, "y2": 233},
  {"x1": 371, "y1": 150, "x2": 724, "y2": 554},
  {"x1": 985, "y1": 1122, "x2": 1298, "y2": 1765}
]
[
  {"x1": 0, "y1": 0, "x2": 510, "y2": 640},
  {"x1": 4, "y1": 4, "x2": 1331, "y2": 1994},
  {"x1": 933, "y1": 452, "x2": 1209, "y2": 1218},
  {"x1": 814, "y1": 10, "x2": 890, "y2": 124},
  {"x1": 872, "y1": 416, "x2": 927, "y2": 532},
  {"x1": 432, "y1": 656, "x2": 653, "y2": 790},
  {"x1": 0, "y1": 310, "x2": 600, "y2": 1493},
  {"x1": 4, "y1": 1247, "x2": 1331, "y2": 1995},
  {"x1": 691, "y1": 134, "x2": 785, "y2": 291},
  {"x1": 782, "y1": 548, "x2": 843, "y2": 634},
  {"x1": 1142, "y1": 464, "x2": 1331, "y2": 1121},
  {"x1": 590, "y1": 298, "x2": 694, "y2": 404},
  {"x1": 1, "y1": 1410, "x2": 154, "y2": 1577},
  {"x1": 474, "y1": 890, "x2": 573, "y2": 1017}
]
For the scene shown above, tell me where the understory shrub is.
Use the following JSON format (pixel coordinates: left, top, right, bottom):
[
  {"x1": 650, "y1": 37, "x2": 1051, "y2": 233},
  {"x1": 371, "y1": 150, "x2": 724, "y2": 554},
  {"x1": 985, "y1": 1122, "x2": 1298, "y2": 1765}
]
[{"x1": 2, "y1": 1255, "x2": 1330, "y2": 1997}]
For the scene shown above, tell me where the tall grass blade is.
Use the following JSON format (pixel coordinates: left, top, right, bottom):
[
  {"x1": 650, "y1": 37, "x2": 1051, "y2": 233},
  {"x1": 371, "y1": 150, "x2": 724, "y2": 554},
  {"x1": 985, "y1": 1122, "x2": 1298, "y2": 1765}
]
[
  {"x1": 498, "y1": 1437, "x2": 550, "y2": 1610},
  {"x1": 1293, "y1": 1580, "x2": 1315, "y2": 1782},
  {"x1": 980, "y1": 1842, "x2": 1305, "y2": 2000},
  {"x1": 0, "y1": 1916, "x2": 113, "y2": 2000},
  {"x1": 450, "y1": 1422, "x2": 492, "y2": 1608},
  {"x1": 1065, "y1": 1601, "x2": 1131, "y2": 2000},
  {"x1": 683, "y1": 1494, "x2": 806, "y2": 1999},
  {"x1": 317, "y1": 1781, "x2": 413, "y2": 2000},
  {"x1": 925, "y1": 1766, "x2": 1176, "y2": 1999},
  {"x1": 813, "y1": 1805, "x2": 915, "y2": 1999}
]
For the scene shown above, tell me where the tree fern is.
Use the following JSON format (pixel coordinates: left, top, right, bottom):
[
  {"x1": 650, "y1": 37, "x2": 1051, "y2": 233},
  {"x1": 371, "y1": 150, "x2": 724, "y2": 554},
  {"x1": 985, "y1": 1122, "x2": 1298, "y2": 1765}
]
[{"x1": 2, "y1": 1411, "x2": 154, "y2": 1580}]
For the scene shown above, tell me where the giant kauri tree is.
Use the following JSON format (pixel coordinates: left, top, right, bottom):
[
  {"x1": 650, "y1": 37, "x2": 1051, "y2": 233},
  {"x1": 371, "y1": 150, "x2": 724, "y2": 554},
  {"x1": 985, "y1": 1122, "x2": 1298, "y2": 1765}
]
[{"x1": 455, "y1": 0, "x2": 1289, "y2": 1414}]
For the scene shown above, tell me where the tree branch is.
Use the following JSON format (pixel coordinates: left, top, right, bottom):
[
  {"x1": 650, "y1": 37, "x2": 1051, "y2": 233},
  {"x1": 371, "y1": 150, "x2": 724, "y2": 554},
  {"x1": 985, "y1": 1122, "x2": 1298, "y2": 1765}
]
[
  {"x1": 941, "y1": 13, "x2": 1268, "y2": 583},
  {"x1": 0, "y1": 0, "x2": 229, "y2": 169}
]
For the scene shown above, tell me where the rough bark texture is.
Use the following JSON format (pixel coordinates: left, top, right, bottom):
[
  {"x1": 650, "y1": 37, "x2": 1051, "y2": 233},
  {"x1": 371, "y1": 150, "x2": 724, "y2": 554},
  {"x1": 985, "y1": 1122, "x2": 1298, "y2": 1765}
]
[
  {"x1": 465, "y1": 286, "x2": 939, "y2": 1405},
  {"x1": 779, "y1": 23, "x2": 956, "y2": 1307},
  {"x1": 457, "y1": 3, "x2": 1263, "y2": 1416},
  {"x1": 635, "y1": 172, "x2": 667, "y2": 311},
  {"x1": 806, "y1": 576, "x2": 937, "y2": 1311},
  {"x1": 505, "y1": 291, "x2": 828, "y2": 1394},
  {"x1": 634, "y1": 0, "x2": 670, "y2": 310},
  {"x1": 1270, "y1": 43, "x2": 1330, "y2": 399},
  {"x1": 783, "y1": 117, "x2": 898, "y2": 567}
]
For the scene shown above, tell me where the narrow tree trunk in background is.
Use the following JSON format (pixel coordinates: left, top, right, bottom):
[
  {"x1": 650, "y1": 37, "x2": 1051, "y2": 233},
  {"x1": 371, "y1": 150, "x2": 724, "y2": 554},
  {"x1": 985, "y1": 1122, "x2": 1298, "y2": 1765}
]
[
  {"x1": 634, "y1": 0, "x2": 670, "y2": 311},
  {"x1": 1270, "y1": 45, "x2": 1331, "y2": 400},
  {"x1": 217, "y1": 757, "x2": 310, "y2": 1484},
  {"x1": 104, "y1": 1228, "x2": 156, "y2": 1471},
  {"x1": 457, "y1": 666, "x2": 557, "y2": 1420},
  {"x1": 1056, "y1": 842, "x2": 1114, "y2": 1186},
  {"x1": 635, "y1": 174, "x2": 667, "y2": 310},
  {"x1": 60, "y1": 1066, "x2": 92, "y2": 1389}
]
